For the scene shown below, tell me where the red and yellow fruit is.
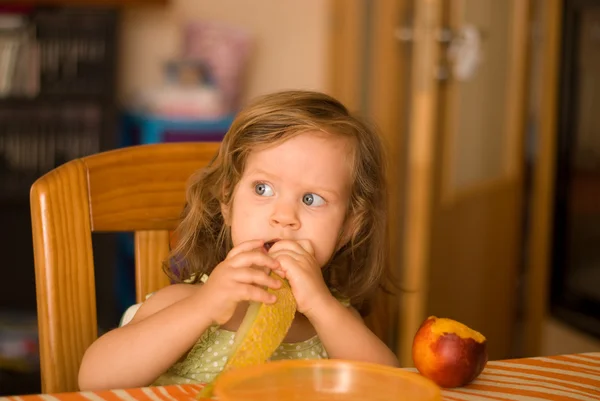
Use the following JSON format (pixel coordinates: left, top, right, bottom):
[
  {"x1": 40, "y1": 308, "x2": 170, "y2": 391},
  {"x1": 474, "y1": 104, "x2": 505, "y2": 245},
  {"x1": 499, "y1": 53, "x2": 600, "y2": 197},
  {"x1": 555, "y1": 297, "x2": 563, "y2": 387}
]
[{"x1": 412, "y1": 316, "x2": 488, "y2": 388}]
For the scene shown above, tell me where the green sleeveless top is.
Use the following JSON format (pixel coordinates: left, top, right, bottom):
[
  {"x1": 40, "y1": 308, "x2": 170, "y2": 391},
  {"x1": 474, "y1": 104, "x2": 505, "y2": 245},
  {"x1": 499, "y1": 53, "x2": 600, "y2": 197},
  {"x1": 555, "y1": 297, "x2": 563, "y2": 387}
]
[
  {"x1": 151, "y1": 323, "x2": 330, "y2": 385},
  {"x1": 119, "y1": 274, "x2": 349, "y2": 386}
]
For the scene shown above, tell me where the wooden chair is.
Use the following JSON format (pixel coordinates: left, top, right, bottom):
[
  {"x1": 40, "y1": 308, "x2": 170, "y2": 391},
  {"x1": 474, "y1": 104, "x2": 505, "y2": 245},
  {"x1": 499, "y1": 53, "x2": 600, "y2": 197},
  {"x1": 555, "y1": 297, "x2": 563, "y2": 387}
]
[{"x1": 30, "y1": 142, "x2": 221, "y2": 394}]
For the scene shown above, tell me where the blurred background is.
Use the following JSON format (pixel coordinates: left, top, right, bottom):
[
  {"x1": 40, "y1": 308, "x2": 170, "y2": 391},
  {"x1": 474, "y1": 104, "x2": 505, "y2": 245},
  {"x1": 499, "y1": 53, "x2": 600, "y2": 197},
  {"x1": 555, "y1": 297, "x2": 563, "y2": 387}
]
[{"x1": 0, "y1": 0, "x2": 598, "y2": 395}]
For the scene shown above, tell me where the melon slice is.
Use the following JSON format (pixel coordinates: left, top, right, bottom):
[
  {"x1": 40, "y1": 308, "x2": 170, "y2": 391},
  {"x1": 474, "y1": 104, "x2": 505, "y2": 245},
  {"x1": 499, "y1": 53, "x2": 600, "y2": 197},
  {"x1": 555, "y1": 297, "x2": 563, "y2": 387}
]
[{"x1": 197, "y1": 272, "x2": 296, "y2": 398}]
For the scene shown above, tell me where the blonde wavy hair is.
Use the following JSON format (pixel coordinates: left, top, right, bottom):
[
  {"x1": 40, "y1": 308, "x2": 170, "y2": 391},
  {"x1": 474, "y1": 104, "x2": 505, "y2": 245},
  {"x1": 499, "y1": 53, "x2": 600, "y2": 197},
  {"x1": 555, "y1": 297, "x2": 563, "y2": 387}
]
[{"x1": 166, "y1": 90, "x2": 391, "y2": 313}]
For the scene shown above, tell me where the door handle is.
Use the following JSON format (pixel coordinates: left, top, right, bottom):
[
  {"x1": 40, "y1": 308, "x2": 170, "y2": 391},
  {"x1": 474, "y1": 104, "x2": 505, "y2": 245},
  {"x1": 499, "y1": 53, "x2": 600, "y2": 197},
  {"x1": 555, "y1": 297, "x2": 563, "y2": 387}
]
[
  {"x1": 394, "y1": 24, "x2": 484, "y2": 81},
  {"x1": 446, "y1": 25, "x2": 484, "y2": 81}
]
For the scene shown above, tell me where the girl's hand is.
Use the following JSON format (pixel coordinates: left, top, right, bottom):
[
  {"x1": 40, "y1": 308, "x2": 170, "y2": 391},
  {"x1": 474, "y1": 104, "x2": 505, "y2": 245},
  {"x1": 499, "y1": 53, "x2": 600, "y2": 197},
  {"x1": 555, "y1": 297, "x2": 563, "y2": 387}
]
[
  {"x1": 268, "y1": 240, "x2": 334, "y2": 318},
  {"x1": 199, "y1": 239, "x2": 282, "y2": 325}
]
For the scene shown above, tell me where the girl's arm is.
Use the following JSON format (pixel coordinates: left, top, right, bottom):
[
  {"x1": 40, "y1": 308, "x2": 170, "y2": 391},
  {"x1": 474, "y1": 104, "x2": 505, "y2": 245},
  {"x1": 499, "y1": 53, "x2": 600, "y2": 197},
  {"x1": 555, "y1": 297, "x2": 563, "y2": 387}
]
[
  {"x1": 307, "y1": 296, "x2": 400, "y2": 367},
  {"x1": 266, "y1": 240, "x2": 399, "y2": 367},
  {"x1": 78, "y1": 239, "x2": 282, "y2": 391},
  {"x1": 78, "y1": 284, "x2": 214, "y2": 390}
]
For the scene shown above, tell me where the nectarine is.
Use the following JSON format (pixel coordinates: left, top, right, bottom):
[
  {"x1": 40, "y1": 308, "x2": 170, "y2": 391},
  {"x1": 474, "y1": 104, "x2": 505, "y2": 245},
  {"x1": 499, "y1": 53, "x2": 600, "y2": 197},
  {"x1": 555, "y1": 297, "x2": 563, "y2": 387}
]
[{"x1": 412, "y1": 316, "x2": 487, "y2": 388}]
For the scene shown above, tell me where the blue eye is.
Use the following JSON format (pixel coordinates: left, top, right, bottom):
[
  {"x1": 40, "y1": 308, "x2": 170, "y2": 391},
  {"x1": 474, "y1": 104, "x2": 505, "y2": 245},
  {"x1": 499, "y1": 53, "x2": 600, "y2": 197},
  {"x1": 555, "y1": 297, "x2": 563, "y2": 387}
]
[
  {"x1": 302, "y1": 193, "x2": 325, "y2": 206},
  {"x1": 254, "y1": 182, "x2": 274, "y2": 196}
]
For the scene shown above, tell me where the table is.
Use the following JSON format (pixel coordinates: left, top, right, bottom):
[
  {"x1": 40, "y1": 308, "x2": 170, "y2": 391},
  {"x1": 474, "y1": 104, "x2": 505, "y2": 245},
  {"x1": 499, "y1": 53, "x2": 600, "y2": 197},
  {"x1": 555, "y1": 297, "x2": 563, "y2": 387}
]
[{"x1": 2, "y1": 352, "x2": 598, "y2": 400}]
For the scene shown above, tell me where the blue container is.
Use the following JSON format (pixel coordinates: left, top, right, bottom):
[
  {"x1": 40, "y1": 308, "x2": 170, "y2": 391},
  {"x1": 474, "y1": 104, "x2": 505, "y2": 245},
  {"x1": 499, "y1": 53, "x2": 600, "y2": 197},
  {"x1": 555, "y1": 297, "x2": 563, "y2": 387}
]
[{"x1": 119, "y1": 111, "x2": 235, "y2": 146}]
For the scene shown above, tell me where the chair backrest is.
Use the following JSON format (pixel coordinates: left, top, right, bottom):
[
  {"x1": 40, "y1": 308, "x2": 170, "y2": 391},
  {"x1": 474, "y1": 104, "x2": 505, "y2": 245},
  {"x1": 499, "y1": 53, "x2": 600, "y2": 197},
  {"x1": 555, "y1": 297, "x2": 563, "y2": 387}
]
[{"x1": 30, "y1": 142, "x2": 221, "y2": 393}]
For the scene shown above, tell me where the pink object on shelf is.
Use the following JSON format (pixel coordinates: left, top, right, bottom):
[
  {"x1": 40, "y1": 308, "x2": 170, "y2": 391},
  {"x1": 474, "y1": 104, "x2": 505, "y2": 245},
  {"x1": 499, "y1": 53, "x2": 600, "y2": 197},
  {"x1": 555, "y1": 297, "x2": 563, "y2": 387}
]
[{"x1": 183, "y1": 21, "x2": 253, "y2": 112}]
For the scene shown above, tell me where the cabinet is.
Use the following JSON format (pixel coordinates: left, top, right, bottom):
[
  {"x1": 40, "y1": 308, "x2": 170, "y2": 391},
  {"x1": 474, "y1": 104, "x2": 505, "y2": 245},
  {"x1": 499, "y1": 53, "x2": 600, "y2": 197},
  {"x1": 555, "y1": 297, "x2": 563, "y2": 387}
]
[
  {"x1": 550, "y1": 0, "x2": 600, "y2": 340},
  {"x1": 0, "y1": 6, "x2": 121, "y2": 395},
  {"x1": 12, "y1": 0, "x2": 166, "y2": 6}
]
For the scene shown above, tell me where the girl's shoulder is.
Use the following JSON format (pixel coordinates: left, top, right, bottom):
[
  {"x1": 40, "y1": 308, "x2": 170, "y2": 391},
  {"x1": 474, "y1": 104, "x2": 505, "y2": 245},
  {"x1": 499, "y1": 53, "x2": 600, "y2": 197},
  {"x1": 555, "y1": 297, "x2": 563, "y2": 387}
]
[{"x1": 121, "y1": 283, "x2": 199, "y2": 326}]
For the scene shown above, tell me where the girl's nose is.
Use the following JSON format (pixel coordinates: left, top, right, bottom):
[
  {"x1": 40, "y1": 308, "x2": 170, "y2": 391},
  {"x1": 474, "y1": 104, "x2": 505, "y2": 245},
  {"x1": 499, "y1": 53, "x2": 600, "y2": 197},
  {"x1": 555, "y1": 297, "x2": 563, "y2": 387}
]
[{"x1": 269, "y1": 200, "x2": 301, "y2": 230}]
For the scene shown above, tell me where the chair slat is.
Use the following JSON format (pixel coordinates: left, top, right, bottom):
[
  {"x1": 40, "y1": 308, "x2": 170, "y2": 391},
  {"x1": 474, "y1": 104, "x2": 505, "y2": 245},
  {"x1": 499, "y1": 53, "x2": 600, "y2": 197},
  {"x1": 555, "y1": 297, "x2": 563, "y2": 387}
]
[{"x1": 135, "y1": 230, "x2": 172, "y2": 303}]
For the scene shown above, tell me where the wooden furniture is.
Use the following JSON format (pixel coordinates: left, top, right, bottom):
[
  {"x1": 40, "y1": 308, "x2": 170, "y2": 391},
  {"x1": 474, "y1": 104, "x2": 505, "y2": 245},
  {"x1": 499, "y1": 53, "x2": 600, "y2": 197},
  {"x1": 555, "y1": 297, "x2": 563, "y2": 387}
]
[
  {"x1": 13, "y1": 0, "x2": 167, "y2": 6},
  {"x1": 29, "y1": 142, "x2": 221, "y2": 394},
  {"x1": 4, "y1": 352, "x2": 599, "y2": 400}
]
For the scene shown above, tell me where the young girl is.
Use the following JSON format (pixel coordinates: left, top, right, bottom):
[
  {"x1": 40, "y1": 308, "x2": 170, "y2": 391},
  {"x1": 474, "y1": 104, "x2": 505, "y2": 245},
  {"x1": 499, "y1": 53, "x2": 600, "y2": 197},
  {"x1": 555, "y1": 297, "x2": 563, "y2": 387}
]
[{"x1": 78, "y1": 90, "x2": 400, "y2": 391}]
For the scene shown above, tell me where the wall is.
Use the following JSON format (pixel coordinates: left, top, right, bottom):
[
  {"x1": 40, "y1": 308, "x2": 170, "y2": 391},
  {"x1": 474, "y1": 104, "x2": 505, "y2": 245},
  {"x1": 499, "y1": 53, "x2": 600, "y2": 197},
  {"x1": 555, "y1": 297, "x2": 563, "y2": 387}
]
[
  {"x1": 117, "y1": 0, "x2": 332, "y2": 106},
  {"x1": 542, "y1": 318, "x2": 600, "y2": 356}
]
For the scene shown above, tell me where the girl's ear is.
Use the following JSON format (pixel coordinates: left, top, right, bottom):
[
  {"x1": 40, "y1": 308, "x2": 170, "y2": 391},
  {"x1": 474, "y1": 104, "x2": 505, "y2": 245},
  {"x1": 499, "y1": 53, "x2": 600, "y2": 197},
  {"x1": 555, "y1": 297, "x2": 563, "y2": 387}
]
[{"x1": 221, "y1": 202, "x2": 231, "y2": 226}]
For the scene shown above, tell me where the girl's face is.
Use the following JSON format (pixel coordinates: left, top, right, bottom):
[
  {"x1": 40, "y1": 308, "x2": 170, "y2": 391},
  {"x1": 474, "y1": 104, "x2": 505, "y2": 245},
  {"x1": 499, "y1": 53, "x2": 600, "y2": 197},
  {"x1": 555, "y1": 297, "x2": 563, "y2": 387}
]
[{"x1": 223, "y1": 131, "x2": 355, "y2": 267}]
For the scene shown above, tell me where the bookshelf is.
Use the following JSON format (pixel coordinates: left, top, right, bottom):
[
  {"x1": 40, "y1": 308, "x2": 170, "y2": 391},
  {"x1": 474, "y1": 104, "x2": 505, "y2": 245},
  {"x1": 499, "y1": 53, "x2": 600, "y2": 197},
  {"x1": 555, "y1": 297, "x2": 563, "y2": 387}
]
[
  {"x1": 9, "y1": 0, "x2": 166, "y2": 6},
  {"x1": 0, "y1": 4, "x2": 143, "y2": 395}
]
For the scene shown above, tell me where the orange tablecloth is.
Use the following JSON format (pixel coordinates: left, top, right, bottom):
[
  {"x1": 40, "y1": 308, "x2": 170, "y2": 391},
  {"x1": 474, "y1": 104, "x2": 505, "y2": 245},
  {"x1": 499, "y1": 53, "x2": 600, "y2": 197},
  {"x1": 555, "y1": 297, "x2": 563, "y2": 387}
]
[{"x1": 2, "y1": 352, "x2": 598, "y2": 400}]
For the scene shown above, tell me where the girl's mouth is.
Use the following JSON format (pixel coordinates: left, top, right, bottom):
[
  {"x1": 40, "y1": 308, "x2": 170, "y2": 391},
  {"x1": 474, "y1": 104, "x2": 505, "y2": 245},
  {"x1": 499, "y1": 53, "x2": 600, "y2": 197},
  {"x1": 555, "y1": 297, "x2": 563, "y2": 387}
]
[{"x1": 264, "y1": 239, "x2": 280, "y2": 251}]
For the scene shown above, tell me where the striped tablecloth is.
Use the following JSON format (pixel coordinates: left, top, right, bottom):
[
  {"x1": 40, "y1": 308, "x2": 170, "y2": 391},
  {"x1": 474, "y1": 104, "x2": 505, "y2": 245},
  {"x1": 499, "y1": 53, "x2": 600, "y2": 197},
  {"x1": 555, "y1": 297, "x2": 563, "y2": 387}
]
[
  {"x1": 440, "y1": 352, "x2": 599, "y2": 400},
  {"x1": 2, "y1": 352, "x2": 598, "y2": 401}
]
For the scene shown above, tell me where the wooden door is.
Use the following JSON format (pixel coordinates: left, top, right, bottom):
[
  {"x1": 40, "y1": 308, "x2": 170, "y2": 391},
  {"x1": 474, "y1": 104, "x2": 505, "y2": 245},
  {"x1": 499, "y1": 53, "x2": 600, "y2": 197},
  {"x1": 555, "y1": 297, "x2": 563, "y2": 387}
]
[
  {"x1": 328, "y1": 0, "x2": 413, "y2": 348},
  {"x1": 398, "y1": 0, "x2": 531, "y2": 365}
]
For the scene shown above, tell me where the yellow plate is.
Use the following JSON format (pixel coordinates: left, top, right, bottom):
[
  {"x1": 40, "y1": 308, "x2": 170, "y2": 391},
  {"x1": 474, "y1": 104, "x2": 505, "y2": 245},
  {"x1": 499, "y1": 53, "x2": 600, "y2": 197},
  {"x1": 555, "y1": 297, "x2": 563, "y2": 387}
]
[{"x1": 213, "y1": 359, "x2": 442, "y2": 401}]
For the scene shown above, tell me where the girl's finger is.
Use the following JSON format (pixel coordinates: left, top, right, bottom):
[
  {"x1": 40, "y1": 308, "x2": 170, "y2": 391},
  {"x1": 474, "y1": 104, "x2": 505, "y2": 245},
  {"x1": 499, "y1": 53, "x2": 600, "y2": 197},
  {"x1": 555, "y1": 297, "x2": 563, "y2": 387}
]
[
  {"x1": 296, "y1": 239, "x2": 315, "y2": 256},
  {"x1": 270, "y1": 253, "x2": 304, "y2": 277},
  {"x1": 226, "y1": 239, "x2": 265, "y2": 259},
  {"x1": 227, "y1": 251, "x2": 280, "y2": 270},
  {"x1": 267, "y1": 240, "x2": 306, "y2": 255},
  {"x1": 236, "y1": 284, "x2": 277, "y2": 304},
  {"x1": 269, "y1": 249, "x2": 302, "y2": 263},
  {"x1": 251, "y1": 264, "x2": 272, "y2": 275},
  {"x1": 231, "y1": 267, "x2": 282, "y2": 290},
  {"x1": 272, "y1": 268, "x2": 286, "y2": 279}
]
